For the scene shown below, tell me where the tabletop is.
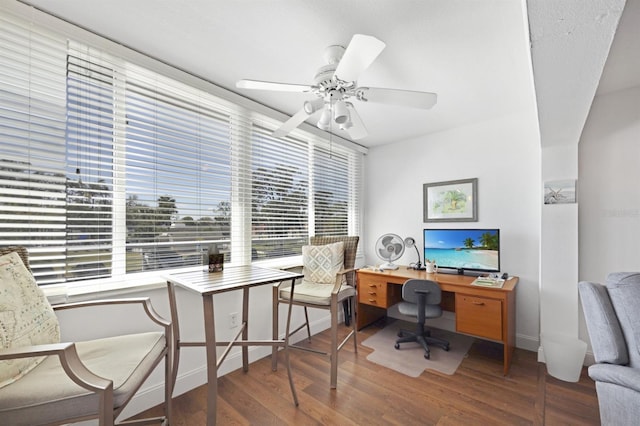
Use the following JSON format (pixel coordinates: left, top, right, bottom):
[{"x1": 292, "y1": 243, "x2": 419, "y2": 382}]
[{"x1": 166, "y1": 265, "x2": 303, "y2": 296}]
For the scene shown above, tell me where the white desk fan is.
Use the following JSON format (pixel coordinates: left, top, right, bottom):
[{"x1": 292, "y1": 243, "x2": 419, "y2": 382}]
[{"x1": 375, "y1": 233, "x2": 405, "y2": 270}]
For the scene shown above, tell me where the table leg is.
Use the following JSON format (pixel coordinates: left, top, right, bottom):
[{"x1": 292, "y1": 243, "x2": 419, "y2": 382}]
[
  {"x1": 203, "y1": 295, "x2": 217, "y2": 426},
  {"x1": 272, "y1": 283, "x2": 279, "y2": 371},
  {"x1": 284, "y1": 277, "x2": 299, "y2": 406}
]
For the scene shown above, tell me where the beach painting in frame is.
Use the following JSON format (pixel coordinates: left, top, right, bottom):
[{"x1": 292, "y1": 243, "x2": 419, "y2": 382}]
[{"x1": 424, "y1": 178, "x2": 478, "y2": 222}]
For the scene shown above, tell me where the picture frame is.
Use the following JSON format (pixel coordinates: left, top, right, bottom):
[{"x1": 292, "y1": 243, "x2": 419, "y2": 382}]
[
  {"x1": 424, "y1": 178, "x2": 478, "y2": 222},
  {"x1": 544, "y1": 179, "x2": 576, "y2": 204}
]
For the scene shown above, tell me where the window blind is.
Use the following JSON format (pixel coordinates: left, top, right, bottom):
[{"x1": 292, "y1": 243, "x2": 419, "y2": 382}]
[
  {"x1": 0, "y1": 14, "x2": 68, "y2": 284},
  {"x1": 66, "y1": 44, "x2": 115, "y2": 281},
  {"x1": 250, "y1": 124, "x2": 309, "y2": 260},
  {"x1": 0, "y1": 8, "x2": 364, "y2": 287},
  {"x1": 123, "y1": 66, "x2": 233, "y2": 272}
]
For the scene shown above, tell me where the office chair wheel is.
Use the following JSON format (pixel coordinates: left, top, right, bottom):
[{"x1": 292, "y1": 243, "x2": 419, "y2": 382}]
[
  {"x1": 424, "y1": 352, "x2": 430, "y2": 360},
  {"x1": 394, "y1": 343, "x2": 400, "y2": 350},
  {"x1": 444, "y1": 344, "x2": 450, "y2": 351},
  {"x1": 397, "y1": 331, "x2": 404, "y2": 338}
]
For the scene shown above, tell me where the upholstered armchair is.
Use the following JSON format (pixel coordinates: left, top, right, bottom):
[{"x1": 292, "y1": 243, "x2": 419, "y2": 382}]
[
  {"x1": 0, "y1": 246, "x2": 173, "y2": 425},
  {"x1": 578, "y1": 272, "x2": 640, "y2": 425}
]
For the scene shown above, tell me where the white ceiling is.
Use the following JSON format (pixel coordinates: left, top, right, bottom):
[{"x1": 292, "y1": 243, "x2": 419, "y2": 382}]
[{"x1": 19, "y1": 0, "x2": 640, "y2": 148}]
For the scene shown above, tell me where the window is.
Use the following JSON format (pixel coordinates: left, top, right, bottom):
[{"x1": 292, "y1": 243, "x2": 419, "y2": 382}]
[
  {"x1": 251, "y1": 125, "x2": 309, "y2": 260},
  {"x1": 0, "y1": 9, "x2": 364, "y2": 287}
]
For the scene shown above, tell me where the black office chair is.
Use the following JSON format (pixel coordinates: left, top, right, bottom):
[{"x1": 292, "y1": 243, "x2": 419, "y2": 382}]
[{"x1": 394, "y1": 279, "x2": 450, "y2": 359}]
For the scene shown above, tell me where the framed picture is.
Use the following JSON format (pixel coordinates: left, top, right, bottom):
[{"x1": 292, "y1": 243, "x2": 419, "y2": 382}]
[
  {"x1": 544, "y1": 179, "x2": 576, "y2": 204},
  {"x1": 424, "y1": 178, "x2": 478, "y2": 222}
]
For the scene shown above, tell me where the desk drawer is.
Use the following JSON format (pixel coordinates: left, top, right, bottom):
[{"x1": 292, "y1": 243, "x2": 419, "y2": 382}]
[
  {"x1": 358, "y1": 275, "x2": 399, "y2": 308},
  {"x1": 455, "y1": 294, "x2": 502, "y2": 341}
]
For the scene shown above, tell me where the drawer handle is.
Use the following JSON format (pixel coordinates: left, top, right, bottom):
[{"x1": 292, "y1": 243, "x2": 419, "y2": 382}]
[
  {"x1": 472, "y1": 301, "x2": 485, "y2": 306},
  {"x1": 368, "y1": 291, "x2": 377, "y2": 295},
  {"x1": 368, "y1": 299, "x2": 377, "y2": 303},
  {"x1": 368, "y1": 284, "x2": 377, "y2": 288}
]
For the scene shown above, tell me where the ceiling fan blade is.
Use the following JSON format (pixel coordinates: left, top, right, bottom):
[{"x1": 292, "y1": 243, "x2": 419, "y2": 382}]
[
  {"x1": 272, "y1": 107, "x2": 315, "y2": 138},
  {"x1": 334, "y1": 34, "x2": 386, "y2": 82},
  {"x1": 342, "y1": 103, "x2": 368, "y2": 140},
  {"x1": 236, "y1": 79, "x2": 313, "y2": 93},
  {"x1": 357, "y1": 87, "x2": 438, "y2": 109}
]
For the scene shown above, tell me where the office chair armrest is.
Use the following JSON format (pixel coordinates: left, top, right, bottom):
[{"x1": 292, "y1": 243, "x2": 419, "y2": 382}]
[
  {"x1": 0, "y1": 342, "x2": 113, "y2": 392},
  {"x1": 54, "y1": 297, "x2": 171, "y2": 331}
]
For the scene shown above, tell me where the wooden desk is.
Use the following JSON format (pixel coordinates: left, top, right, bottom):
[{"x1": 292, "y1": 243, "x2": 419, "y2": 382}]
[
  {"x1": 356, "y1": 267, "x2": 518, "y2": 375},
  {"x1": 166, "y1": 266, "x2": 303, "y2": 426}
]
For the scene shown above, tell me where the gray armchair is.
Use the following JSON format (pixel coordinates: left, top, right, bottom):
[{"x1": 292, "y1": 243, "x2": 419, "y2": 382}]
[{"x1": 578, "y1": 272, "x2": 640, "y2": 425}]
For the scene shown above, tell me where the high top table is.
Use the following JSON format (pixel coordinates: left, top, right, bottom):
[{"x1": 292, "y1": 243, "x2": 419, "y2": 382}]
[{"x1": 166, "y1": 266, "x2": 303, "y2": 426}]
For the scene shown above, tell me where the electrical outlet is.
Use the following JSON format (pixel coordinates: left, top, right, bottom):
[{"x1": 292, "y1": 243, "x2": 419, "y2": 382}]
[{"x1": 229, "y1": 312, "x2": 239, "y2": 329}]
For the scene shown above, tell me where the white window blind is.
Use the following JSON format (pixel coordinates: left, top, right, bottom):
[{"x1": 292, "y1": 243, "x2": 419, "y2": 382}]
[
  {"x1": 0, "y1": 8, "x2": 363, "y2": 287},
  {"x1": 0, "y1": 14, "x2": 68, "y2": 284},
  {"x1": 250, "y1": 125, "x2": 309, "y2": 260},
  {"x1": 66, "y1": 44, "x2": 115, "y2": 281},
  {"x1": 123, "y1": 64, "x2": 233, "y2": 272}
]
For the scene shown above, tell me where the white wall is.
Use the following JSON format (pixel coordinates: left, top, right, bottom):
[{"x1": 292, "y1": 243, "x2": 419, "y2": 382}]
[
  {"x1": 363, "y1": 111, "x2": 541, "y2": 351},
  {"x1": 578, "y1": 86, "x2": 640, "y2": 346}
]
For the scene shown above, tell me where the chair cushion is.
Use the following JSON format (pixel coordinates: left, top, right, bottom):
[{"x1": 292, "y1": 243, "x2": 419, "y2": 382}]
[
  {"x1": 0, "y1": 331, "x2": 166, "y2": 425},
  {"x1": 0, "y1": 252, "x2": 60, "y2": 389},
  {"x1": 578, "y1": 281, "x2": 628, "y2": 365},
  {"x1": 396, "y1": 301, "x2": 443, "y2": 318},
  {"x1": 280, "y1": 281, "x2": 355, "y2": 305},
  {"x1": 302, "y1": 242, "x2": 344, "y2": 284}
]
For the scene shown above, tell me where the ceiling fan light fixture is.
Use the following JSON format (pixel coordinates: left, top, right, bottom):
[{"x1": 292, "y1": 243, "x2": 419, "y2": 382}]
[
  {"x1": 339, "y1": 120, "x2": 353, "y2": 130},
  {"x1": 303, "y1": 98, "x2": 324, "y2": 115},
  {"x1": 333, "y1": 100, "x2": 350, "y2": 124},
  {"x1": 317, "y1": 107, "x2": 332, "y2": 130}
]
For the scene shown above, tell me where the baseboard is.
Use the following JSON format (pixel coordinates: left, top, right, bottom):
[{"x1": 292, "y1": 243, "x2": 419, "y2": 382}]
[{"x1": 516, "y1": 334, "x2": 539, "y2": 352}]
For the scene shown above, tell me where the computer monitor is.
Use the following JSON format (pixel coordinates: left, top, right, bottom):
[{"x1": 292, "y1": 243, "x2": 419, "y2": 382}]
[{"x1": 423, "y1": 228, "x2": 500, "y2": 275}]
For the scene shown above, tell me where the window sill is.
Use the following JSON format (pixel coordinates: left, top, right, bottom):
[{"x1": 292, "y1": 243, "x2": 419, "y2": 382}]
[{"x1": 43, "y1": 258, "x2": 304, "y2": 304}]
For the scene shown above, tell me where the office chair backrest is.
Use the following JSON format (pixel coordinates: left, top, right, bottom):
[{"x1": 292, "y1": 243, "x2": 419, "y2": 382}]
[{"x1": 403, "y1": 279, "x2": 441, "y2": 305}]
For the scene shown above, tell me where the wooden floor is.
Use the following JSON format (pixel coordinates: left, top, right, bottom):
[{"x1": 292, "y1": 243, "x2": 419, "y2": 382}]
[{"x1": 134, "y1": 323, "x2": 599, "y2": 425}]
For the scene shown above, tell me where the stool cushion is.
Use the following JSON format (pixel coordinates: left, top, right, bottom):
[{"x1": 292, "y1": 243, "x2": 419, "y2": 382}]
[{"x1": 280, "y1": 282, "x2": 355, "y2": 306}]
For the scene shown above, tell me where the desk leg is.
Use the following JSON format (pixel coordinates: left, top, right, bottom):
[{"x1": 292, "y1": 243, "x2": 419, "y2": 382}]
[
  {"x1": 203, "y1": 295, "x2": 217, "y2": 426},
  {"x1": 242, "y1": 286, "x2": 249, "y2": 372}
]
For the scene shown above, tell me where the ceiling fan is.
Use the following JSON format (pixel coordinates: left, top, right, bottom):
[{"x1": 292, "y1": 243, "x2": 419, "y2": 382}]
[{"x1": 236, "y1": 34, "x2": 437, "y2": 140}]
